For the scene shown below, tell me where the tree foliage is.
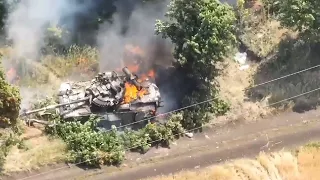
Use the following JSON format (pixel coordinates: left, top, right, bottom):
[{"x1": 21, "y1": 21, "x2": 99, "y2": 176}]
[
  {"x1": 272, "y1": 0, "x2": 320, "y2": 42},
  {"x1": 155, "y1": 0, "x2": 236, "y2": 129},
  {"x1": 0, "y1": 61, "x2": 21, "y2": 126},
  {"x1": 0, "y1": 0, "x2": 237, "y2": 167},
  {"x1": 0, "y1": 132, "x2": 24, "y2": 170},
  {"x1": 46, "y1": 116, "x2": 125, "y2": 166},
  {"x1": 45, "y1": 113, "x2": 185, "y2": 166}
]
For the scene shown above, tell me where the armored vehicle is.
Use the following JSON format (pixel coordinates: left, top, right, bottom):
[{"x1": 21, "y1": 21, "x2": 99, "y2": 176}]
[{"x1": 21, "y1": 67, "x2": 162, "y2": 131}]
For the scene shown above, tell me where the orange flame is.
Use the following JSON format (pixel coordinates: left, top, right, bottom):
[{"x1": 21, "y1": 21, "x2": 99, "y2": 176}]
[
  {"x1": 6, "y1": 67, "x2": 19, "y2": 83},
  {"x1": 119, "y1": 44, "x2": 157, "y2": 104},
  {"x1": 122, "y1": 83, "x2": 148, "y2": 104},
  {"x1": 6, "y1": 68, "x2": 16, "y2": 79}
]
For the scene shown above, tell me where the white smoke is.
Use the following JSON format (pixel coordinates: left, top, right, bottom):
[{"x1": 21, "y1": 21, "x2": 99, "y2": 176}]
[
  {"x1": 4, "y1": 0, "x2": 172, "y2": 69},
  {"x1": 96, "y1": 0, "x2": 177, "y2": 112},
  {"x1": 97, "y1": 0, "x2": 171, "y2": 71},
  {"x1": 5, "y1": 0, "x2": 90, "y2": 60},
  {"x1": 4, "y1": 0, "x2": 92, "y2": 109},
  {"x1": 4, "y1": 0, "x2": 177, "y2": 111}
]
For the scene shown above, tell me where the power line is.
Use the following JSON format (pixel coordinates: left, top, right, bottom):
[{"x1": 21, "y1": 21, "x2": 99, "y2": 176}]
[
  {"x1": 24, "y1": 64, "x2": 320, "y2": 133},
  {"x1": 250, "y1": 64, "x2": 320, "y2": 88},
  {"x1": 17, "y1": 64, "x2": 320, "y2": 179},
  {"x1": 17, "y1": 63, "x2": 320, "y2": 179},
  {"x1": 267, "y1": 87, "x2": 320, "y2": 107},
  {"x1": 104, "y1": 98, "x2": 215, "y2": 132},
  {"x1": 18, "y1": 85, "x2": 320, "y2": 180},
  {"x1": 104, "y1": 63, "x2": 320, "y2": 132}
]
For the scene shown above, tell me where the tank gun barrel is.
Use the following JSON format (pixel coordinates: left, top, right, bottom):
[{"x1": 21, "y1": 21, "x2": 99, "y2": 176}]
[
  {"x1": 20, "y1": 97, "x2": 90, "y2": 117},
  {"x1": 122, "y1": 67, "x2": 142, "y2": 89}
]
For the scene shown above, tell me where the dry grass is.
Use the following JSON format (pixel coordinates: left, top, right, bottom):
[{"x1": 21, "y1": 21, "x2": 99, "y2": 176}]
[
  {"x1": 1, "y1": 45, "x2": 98, "y2": 87},
  {"x1": 240, "y1": 20, "x2": 289, "y2": 58},
  {"x1": 235, "y1": 5, "x2": 320, "y2": 113},
  {"x1": 234, "y1": 11, "x2": 320, "y2": 113},
  {"x1": 215, "y1": 14, "x2": 294, "y2": 123},
  {"x1": 248, "y1": 32, "x2": 320, "y2": 112},
  {"x1": 0, "y1": 45, "x2": 97, "y2": 172},
  {"x1": 0, "y1": 45, "x2": 98, "y2": 174},
  {"x1": 3, "y1": 135, "x2": 67, "y2": 173},
  {"x1": 41, "y1": 45, "x2": 98, "y2": 81},
  {"x1": 148, "y1": 145, "x2": 320, "y2": 180},
  {"x1": 297, "y1": 144, "x2": 320, "y2": 180},
  {"x1": 0, "y1": 125, "x2": 67, "y2": 173},
  {"x1": 149, "y1": 151, "x2": 300, "y2": 180},
  {"x1": 216, "y1": 59, "x2": 272, "y2": 123},
  {"x1": 1, "y1": 8, "x2": 318, "y2": 174}
]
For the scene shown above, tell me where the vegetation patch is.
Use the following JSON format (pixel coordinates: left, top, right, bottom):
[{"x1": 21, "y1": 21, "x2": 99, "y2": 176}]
[
  {"x1": 43, "y1": 113, "x2": 185, "y2": 166},
  {"x1": 237, "y1": 0, "x2": 289, "y2": 59},
  {"x1": 1, "y1": 0, "x2": 320, "y2": 174},
  {"x1": 247, "y1": 33, "x2": 320, "y2": 112},
  {"x1": 155, "y1": 0, "x2": 236, "y2": 130},
  {"x1": 0, "y1": 60, "x2": 21, "y2": 127},
  {"x1": 148, "y1": 143, "x2": 320, "y2": 180},
  {"x1": 3, "y1": 136, "x2": 67, "y2": 173}
]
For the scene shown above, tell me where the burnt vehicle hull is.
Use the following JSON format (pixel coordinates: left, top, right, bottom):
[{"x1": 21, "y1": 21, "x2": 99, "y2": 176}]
[{"x1": 56, "y1": 67, "x2": 161, "y2": 131}]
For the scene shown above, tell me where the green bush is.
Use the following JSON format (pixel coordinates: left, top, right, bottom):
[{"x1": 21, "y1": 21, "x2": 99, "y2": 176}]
[
  {"x1": 45, "y1": 113, "x2": 186, "y2": 166},
  {"x1": 122, "y1": 114, "x2": 185, "y2": 153},
  {"x1": 0, "y1": 132, "x2": 24, "y2": 170},
  {"x1": 0, "y1": 61, "x2": 21, "y2": 127},
  {"x1": 274, "y1": 0, "x2": 320, "y2": 42},
  {"x1": 46, "y1": 116, "x2": 125, "y2": 166}
]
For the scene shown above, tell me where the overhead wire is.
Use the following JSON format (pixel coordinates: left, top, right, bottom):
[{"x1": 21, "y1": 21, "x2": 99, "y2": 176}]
[
  {"x1": 18, "y1": 86, "x2": 320, "y2": 180},
  {"x1": 250, "y1": 64, "x2": 320, "y2": 88},
  {"x1": 104, "y1": 63, "x2": 320, "y2": 132},
  {"x1": 17, "y1": 64, "x2": 320, "y2": 180}
]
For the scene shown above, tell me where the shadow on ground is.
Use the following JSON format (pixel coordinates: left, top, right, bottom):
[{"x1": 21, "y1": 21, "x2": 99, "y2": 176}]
[{"x1": 245, "y1": 34, "x2": 320, "y2": 113}]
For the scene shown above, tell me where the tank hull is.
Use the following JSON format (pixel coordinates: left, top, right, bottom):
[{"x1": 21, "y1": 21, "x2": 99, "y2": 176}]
[{"x1": 57, "y1": 68, "x2": 161, "y2": 130}]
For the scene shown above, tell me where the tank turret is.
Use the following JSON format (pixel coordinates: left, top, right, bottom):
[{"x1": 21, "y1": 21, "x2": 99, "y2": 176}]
[{"x1": 21, "y1": 67, "x2": 162, "y2": 131}]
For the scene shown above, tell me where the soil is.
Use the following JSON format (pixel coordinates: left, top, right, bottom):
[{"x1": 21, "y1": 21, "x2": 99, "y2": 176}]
[{"x1": 4, "y1": 108, "x2": 320, "y2": 180}]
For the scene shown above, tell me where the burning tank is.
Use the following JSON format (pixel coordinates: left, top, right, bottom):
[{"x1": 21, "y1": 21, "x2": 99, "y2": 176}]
[{"x1": 21, "y1": 67, "x2": 162, "y2": 131}]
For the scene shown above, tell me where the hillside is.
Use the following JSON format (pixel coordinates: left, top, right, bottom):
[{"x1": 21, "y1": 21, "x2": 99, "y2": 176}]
[{"x1": 1, "y1": 0, "x2": 320, "y2": 179}]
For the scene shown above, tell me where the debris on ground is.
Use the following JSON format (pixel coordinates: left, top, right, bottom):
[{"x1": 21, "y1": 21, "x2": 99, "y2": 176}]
[
  {"x1": 234, "y1": 52, "x2": 250, "y2": 70},
  {"x1": 185, "y1": 132, "x2": 193, "y2": 138}
]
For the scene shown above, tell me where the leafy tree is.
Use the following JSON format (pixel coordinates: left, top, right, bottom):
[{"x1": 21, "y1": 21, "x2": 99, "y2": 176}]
[
  {"x1": 273, "y1": 0, "x2": 320, "y2": 42},
  {"x1": 0, "y1": 60, "x2": 21, "y2": 127},
  {"x1": 155, "y1": 0, "x2": 236, "y2": 129}
]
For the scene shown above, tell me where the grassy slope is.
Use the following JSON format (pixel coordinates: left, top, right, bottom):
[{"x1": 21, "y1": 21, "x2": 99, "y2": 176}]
[
  {"x1": 148, "y1": 144, "x2": 320, "y2": 180},
  {"x1": 2, "y1": 10, "x2": 319, "y2": 174},
  {"x1": 147, "y1": 8, "x2": 320, "y2": 180},
  {"x1": 1, "y1": 57, "x2": 268, "y2": 173},
  {"x1": 2, "y1": 126, "x2": 67, "y2": 174}
]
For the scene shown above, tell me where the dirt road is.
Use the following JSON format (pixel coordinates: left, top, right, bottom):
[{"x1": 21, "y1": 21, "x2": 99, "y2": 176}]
[
  {"x1": 98, "y1": 122, "x2": 320, "y2": 180},
  {"x1": 6, "y1": 109, "x2": 320, "y2": 180}
]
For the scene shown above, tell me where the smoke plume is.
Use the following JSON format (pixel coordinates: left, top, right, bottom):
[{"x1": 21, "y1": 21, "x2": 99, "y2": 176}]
[
  {"x1": 97, "y1": 0, "x2": 172, "y2": 71},
  {"x1": 3, "y1": 0, "x2": 93, "y2": 108},
  {"x1": 5, "y1": 0, "x2": 91, "y2": 60},
  {"x1": 3, "y1": 0, "x2": 179, "y2": 112},
  {"x1": 96, "y1": 0, "x2": 179, "y2": 112}
]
